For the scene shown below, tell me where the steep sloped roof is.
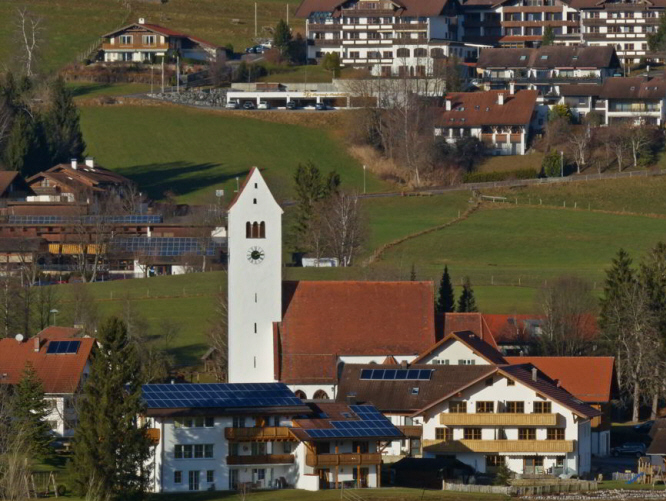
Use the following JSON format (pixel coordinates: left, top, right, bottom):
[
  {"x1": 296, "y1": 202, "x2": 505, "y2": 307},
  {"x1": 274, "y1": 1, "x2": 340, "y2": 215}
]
[
  {"x1": 438, "y1": 90, "x2": 538, "y2": 127},
  {"x1": 412, "y1": 330, "x2": 506, "y2": 365},
  {"x1": 477, "y1": 45, "x2": 618, "y2": 69},
  {"x1": 443, "y1": 313, "x2": 497, "y2": 347},
  {"x1": 600, "y1": 77, "x2": 666, "y2": 100}
]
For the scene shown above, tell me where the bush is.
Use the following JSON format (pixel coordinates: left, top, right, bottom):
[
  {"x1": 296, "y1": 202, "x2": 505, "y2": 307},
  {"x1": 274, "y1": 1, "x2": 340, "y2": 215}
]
[
  {"x1": 542, "y1": 149, "x2": 563, "y2": 177},
  {"x1": 493, "y1": 464, "x2": 513, "y2": 486},
  {"x1": 463, "y1": 168, "x2": 539, "y2": 183}
]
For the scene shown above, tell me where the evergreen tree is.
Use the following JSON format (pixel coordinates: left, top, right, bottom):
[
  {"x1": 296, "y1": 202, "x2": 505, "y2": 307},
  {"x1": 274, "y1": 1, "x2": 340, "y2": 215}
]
[
  {"x1": 457, "y1": 276, "x2": 478, "y2": 312},
  {"x1": 542, "y1": 149, "x2": 562, "y2": 178},
  {"x1": 600, "y1": 248, "x2": 635, "y2": 326},
  {"x1": 45, "y1": 77, "x2": 85, "y2": 165},
  {"x1": 436, "y1": 265, "x2": 455, "y2": 313},
  {"x1": 273, "y1": 19, "x2": 293, "y2": 58},
  {"x1": 3, "y1": 113, "x2": 35, "y2": 174},
  {"x1": 13, "y1": 363, "x2": 52, "y2": 458},
  {"x1": 541, "y1": 25, "x2": 556, "y2": 46},
  {"x1": 322, "y1": 53, "x2": 341, "y2": 78},
  {"x1": 72, "y1": 317, "x2": 152, "y2": 500}
]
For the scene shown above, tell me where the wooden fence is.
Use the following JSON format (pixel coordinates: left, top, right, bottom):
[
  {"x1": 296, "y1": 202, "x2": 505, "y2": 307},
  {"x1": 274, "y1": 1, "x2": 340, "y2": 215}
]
[{"x1": 444, "y1": 480, "x2": 598, "y2": 495}]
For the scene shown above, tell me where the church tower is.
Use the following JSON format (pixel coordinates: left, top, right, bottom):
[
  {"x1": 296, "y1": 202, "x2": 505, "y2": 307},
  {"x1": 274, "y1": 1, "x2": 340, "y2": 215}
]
[{"x1": 227, "y1": 168, "x2": 283, "y2": 383}]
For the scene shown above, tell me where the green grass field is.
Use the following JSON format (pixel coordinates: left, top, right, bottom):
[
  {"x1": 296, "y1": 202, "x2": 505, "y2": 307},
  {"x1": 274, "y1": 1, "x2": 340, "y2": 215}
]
[
  {"x1": 68, "y1": 82, "x2": 153, "y2": 100},
  {"x1": 79, "y1": 105, "x2": 387, "y2": 203},
  {"x1": 0, "y1": 0, "x2": 304, "y2": 74}
]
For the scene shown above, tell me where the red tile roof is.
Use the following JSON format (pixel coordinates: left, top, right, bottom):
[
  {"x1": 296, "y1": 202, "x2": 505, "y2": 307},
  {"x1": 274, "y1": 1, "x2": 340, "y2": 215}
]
[
  {"x1": 414, "y1": 330, "x2": 507, "y2": 365},
  {"x1": 278, "y1": 281, "x2": 436, "y2": 384},
  {"x1": 0, "y1": 334, "x2": 94, "y2": 394},
  {"x1": 439, "y1": 90, "x2": 538, "y2": 127},
  {"x1": 442, "y1": 313, "x2": 497, "y2": 347},
  {"x1": 505, "y1": 356, "x2": 614, "y2": 403},
  {"x1": 37, "y1": 326, "x2": 82, "y2": 340},
  {"x1": 482, "y1": 314, "x2": 541, "y2": 343}
]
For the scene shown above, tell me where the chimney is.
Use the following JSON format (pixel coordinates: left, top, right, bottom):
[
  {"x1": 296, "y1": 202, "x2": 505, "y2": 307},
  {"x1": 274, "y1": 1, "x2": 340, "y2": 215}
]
[
  {"x1": 497, "y1": 93, "x2": 505, "y2": 105},
  {"x1": 346, "y1": 394, "x2": 357, "y2": 406},
  {"x1": 138, "y1": 17, "x2": 146, "y2": 24},
  {"x1": 85, "y1": 157, "x2": 94, "y2": 169},
  {"x1": 445, "y1": 99, "x2": 452, "y2": 111},
  {"x1": 555, "y1": 379, "x2": 561, "y2": 388},
  {"x1": 509, "y1": 82, "x2": 515, "y2": 95},
  {"x1": 33, "y1": 336, "x2": 40, "y2": 352},
  {"x1": 71, "y1": 158, "x2": 78, "y2": 170},
  {"x1": 531, "y1": 367, "x2": 538, "y2": 382},
  {"x1": 400, "y1": 360, "x2": 408, "y2": 368}
]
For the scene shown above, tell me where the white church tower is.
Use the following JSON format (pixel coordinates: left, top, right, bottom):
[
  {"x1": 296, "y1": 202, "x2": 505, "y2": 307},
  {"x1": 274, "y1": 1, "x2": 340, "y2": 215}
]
[{"x1": 227, "y1": 168, "x2": 283, "y2": 383}]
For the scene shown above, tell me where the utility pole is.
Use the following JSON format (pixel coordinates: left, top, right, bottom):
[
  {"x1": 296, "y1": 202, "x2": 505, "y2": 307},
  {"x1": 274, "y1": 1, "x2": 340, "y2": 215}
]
[
  {"x1": 287, "y1": 4, "x2": 289, "y2": 25},
  {"x1": 255, "y1": 3, "x2": 258, "y2": 38},
  {"x1": 363, "y1": 165, "x2": 367, "y2": 194},
  {"x1": 151, "y1": 64, "x2": 154, "y2": 94},
  {"x1": 161, "y1": 59, "x2": 164, "y2": 92},
  {"x1": 177, "y1": 55, "x2": 180, "y2": 93}
]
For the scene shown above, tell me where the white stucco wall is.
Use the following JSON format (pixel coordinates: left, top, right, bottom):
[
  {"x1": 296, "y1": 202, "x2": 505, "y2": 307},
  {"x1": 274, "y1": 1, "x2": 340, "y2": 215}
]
[{"x1": 418, "y1": 338, "x2": 490, "y2": 366}]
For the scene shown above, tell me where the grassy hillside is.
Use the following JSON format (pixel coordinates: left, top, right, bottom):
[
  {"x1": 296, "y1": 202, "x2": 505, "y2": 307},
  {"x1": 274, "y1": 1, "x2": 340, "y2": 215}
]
[
  {"x1": 0, "y1": 0, "x2": 303, "y2": 74},
  {"x1": 79, "y1": 105, "x2": 387, "y2": 203}
]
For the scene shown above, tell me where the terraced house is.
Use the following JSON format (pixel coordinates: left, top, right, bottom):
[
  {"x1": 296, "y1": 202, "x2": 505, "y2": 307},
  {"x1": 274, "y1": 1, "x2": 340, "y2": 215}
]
[{"x1": 295, "y1": 0, "x2": 477, "y2": 76}]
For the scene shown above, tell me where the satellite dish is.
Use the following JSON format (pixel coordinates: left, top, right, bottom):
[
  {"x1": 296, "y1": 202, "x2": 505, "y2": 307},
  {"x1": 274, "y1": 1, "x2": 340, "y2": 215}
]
[{"x1": 14, "y1": 334, "x2": 24, "y2": 343}]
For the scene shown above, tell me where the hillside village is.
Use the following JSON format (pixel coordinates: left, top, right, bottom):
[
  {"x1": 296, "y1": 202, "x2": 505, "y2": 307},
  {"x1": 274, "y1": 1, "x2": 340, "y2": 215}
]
[{"x1": 4, "y1": 0, "x2": 666, "y2": 500}]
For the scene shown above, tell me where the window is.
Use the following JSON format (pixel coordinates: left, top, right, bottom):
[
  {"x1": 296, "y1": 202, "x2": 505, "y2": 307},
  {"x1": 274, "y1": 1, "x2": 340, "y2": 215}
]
[
  {"x1": 120, "y1": 35, "x2": 133, "y2": 45},
  {"x1": 518, "y1": 428, "x2": 536, "y2": 440},
  {"x1": 506, "y1": 401, "x2": 524, "y2": 413},
  {"x1": 533, "y1": 402, "x2": 552, "y2": 414},
  {"x1": 556, "y1": 456, "x2": 564, "y2": 467},
  {"x1": 486, "y1": 455, "x2": 504, "y2": 467},
  {"x1": 175, "y1": 444, "x2": 193, "y2": 459},
  {"x1": 458, "y1": 359, "x2": 475, "y2": 365},
  {"x1": 233, "y1": 416, "x2": 245, "y2": 428},
  {"x1": 194, "y1": 417, "x2": 205, "y2": 428},
  {"x1": 143, "y1": 35, "x2": 156, "y2": 46},
  {"x1": 396, "y1": 48, "x2": 410, "y2": 57},
  {"x1": 349, "y1": 51, "x2": 360, "y2": 58},
  {"x1": 414, "y1": 48, "x2": 427, "y2": 57},
  {"x1": 507, "y1": 378, "x2": 515, "y2": 386},
  {"x1": 229, "y1": 442, "x2": 239, "y2": 456},
  {"x1": 205, "y1": 417, "x2": 214, "y2": 427},
  {"x1": 313, "y1": 389, "x2": 330, "y2": 399},
  {"x1": 204, "y1": 444, "x2": 214, "y2": 458},
  {"x1": 464, "y1": 428, "x2": 482, "y2": 440},
  {"x1": 435, "y1": 428, "x2": 452, "y2": 441},
  {"x1": 174, "y1": 471, "x2": 182, "y2": 484},
  {"x1": 284, "y1": 442, "x2": 293, "y2": 453},
  {"x1": 383, "y1": 51, "x2": 392, "y2": 58},
  {"x1": 450, "y1": 401, "x2": 467, "y2": 413},
  {"x1": 207, "y1": 470, "x2": 215, "y2": 483},
  {"x1": 476, "y1": 401, "x2": 494, "y2": 413},
  {"x1": 547, "y1": 428, "x2": 565, "y2": 440},
  {"x1": 194, "y1": 444, "x2": 204, "y2": 458},
  {"x1": 485, "y1": 378, "x2": 493, "y2": 386},
  {"x1": 254, "y1": 468, "x2": 266, "y2": 481},
  {"x1": 411, "y1": 387, "x2": 419, "y2": 395}
]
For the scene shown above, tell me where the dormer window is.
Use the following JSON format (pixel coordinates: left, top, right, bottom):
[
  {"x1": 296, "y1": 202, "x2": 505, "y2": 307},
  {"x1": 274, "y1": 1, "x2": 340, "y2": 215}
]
[
  {"x1": 541, "y1": 55, "x2": 548, "y2": 60},
  {"x1": 519, "y1": 55, "x2": 527, "y2": 60}
]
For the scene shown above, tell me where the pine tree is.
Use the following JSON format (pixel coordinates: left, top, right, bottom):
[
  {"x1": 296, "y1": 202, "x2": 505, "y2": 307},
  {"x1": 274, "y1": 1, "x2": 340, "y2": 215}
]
[
  {"x1": 13, "y1": 362, "x2": 52, "y2": 458},
  {"x1": 457, "y1": 276, "x2": 478, "y2": 312},
  {"x1": 45, "y1": 77, "x2": 85, "y2": 165},
  {"x1": 3, "y1": 113, "x2": 34, "y2": 173},
  {"x1": 273, "y1": 19, "x2": 293, "y2": 58},
  {"x1": 436, "y1": 265, "x2": 455, "y2": 313},
  {"x1": 599, "y1": 248, "x2": 635, "y2": 329},
  {"x1": 72, "y1": 317, "x2": 152, "y2": 500}
]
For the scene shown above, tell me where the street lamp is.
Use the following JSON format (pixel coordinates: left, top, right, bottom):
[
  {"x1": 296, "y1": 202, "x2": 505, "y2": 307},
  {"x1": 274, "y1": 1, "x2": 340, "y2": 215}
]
[
  {"x1": 363, "y1": 165, "x2": 367, "y2": 194},
  {"x1": 560, "y1": 151, "x2": 564, "y2": 178},
  {"x1": 50, "y1": 309, "x2": 59, "y2": 326}
]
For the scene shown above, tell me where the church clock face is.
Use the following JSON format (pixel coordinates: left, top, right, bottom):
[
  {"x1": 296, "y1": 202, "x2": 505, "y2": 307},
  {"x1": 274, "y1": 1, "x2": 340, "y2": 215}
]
[{"x1": 247, "y1": 246, "x2": 265, "y2": 264}]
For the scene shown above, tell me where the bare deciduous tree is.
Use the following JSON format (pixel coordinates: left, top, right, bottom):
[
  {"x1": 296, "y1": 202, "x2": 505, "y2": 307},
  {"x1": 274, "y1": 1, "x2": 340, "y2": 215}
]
[
  {"x1": 566, "y1": 127, "x2": 590, "y2": 174},
  {"x1": 608, "y1": 123, "x2": 631, "y2": 172},
  {"x1": 14, "y1": 7, "x2": 44, "y2": 78},
  {"x1": 318, "y1": 190, "x2": 366, "y2": 267}
]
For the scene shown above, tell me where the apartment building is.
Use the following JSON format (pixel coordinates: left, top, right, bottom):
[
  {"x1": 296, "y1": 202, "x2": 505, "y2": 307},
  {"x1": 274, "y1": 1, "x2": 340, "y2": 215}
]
[
  {"x1": 476, "y1": 45, "x2": 621, "y2": 96},
  {"x1": 295, "y1": 0, "x2": 477, "y2": 76},
  {"x1": 141, "y1": 383, "x2": 401, "y2": 492},
  {"x1": 434, "y1": 89, "x2": 539, "y2": 155},
  {"x1": 572, "y1": 0, "x2": 665, "y2": 66}
]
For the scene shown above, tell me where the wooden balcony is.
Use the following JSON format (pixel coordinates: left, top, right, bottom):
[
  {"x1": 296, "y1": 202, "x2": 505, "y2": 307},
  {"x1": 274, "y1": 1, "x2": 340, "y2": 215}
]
[
  {"x1": 102, "y1": 43, "x2": 169, "y2": 51},
  {"x1": 227, "y1": 454, "x2": 295, "y2": 465},
  {"x1": 225, "y1": 427, "x2": 297, "y2": 442},
  {"x1": 306, "y1": 452, "x2": 382, "y2": 467},
  {"x1": 394, "y1": 22, "x2": 428, "y2": 30},
  {"x1": 397, "y1": 425, "x2": 423, "y2": 438},
  {"x1": 423, "y1": 439, "x2": 575, "y2": 454},
  {"x1": 147, "y1": 428, "x2": 160, "y2": 445},
  {"x1": 439, "y1": 413, "x2": 557, "y2": 426},
  {"x1": 503, "y1": 5, "x2": 563, "y2": 12},
  {"x1": 502, "y1": 20, "x2": 579, "y2": 27}
]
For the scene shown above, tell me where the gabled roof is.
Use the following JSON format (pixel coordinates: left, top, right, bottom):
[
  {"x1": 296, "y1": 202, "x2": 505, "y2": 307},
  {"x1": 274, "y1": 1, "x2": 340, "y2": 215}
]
[
  {"x1": 412, "y1": 330, "x2": 507, "y2": 365},
  {"x1": 278, "y1": 280, "x2": 436, "y2": 384},
  {"x1": 438, "y1": 90, "x2": 538, "y2": 127},
  {"x1": 227, "y1": 166, "x2": 257, "y2": 210},
  {"x1": 570, "y1": 0, "x2": 666, "y2": 9},
  {"x1": 337, "y1": 363, "x2": 497, "y2": 412},
  {"x1": 0, "y1": 333, "x2": 94, "y2": 394},
  {"x1": 477, "y1": 46, "x2": 619, "y2": 70},
  {"x1": 481, "y1": 314, "x2": 542, "y2": 344},
  {"x1": 442, "y1": 312, "x2": 497, "y2": 347},
  {"x1": 504, "y1": 356, "x2": 614, "y2": 403},
  {"x1": 37, "y1": 326, "x2": 83, "y2": 340},
  {"x1": 600, "y1": 77, "x2": 666, "y2": 100},
  {"x1": 0, "y1": 171, "x2": 32, "y2": 197},
  {"x1": 102, "y1": 22, "x2": 219, "y2": 48},
  {"x1": 647, "y1": 428, "x2": 666, "y2": 456},
  {"x1": 560, "y1": 84, "x2": 604, "y2": 97}
]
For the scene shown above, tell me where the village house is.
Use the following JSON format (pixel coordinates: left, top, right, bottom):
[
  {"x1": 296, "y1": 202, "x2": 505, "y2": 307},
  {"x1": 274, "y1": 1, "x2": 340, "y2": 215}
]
[
  {"x1": 100, "y1": 19, "x2": 222, "y2": 63},
  {"x1": 434, "y1": 89, "x2": 539, "y2": 155},
  {"x1": 476, "y1": 45, "x2": 621, "y2": 97},
  {"x1": 141, "y1": 383, "x2": 401, "y2": 492},
  {"x1": 0, "y1": 171, "x2": 34, "y2": 200},
  {"x1": 0, "y1": 326, "x2": 94, "y2": 438}
]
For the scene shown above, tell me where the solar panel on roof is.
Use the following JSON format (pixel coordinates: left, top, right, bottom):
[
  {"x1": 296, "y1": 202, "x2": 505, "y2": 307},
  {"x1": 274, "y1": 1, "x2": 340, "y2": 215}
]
[
  {"x1": 45, "y1": 340, "x2": 80, "y2": 355},
  {"x1": 141, "y1": 383, "x2": 303, "y2": 409},
  {"x1": 7, "y1": 215, "x2": 163, "y2": 225},
  {"x1": 360, "y1": 369, "x2": 433, "y2": 381},
  {"x1": 113, "y1": 237, "x2": 225, "y2": 257},
  {"x1": 300, "y1": 404, "x2": 402, "y2": 440}
]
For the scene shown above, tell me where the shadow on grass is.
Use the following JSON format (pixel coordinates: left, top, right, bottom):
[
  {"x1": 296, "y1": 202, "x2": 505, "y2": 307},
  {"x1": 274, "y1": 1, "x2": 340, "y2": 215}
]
[
  {"x1": 116, "y1": 162, "x2": 249, "y2": 200},
  {"x1": 169, "y1": 342, "x2": 209, "y2": 368},
  {"x1": 150, "y1": 493, "x2": 237, "y2": 500},
  {"x1": 69, "y1": 83, "x2": 115, "y2": 97}
]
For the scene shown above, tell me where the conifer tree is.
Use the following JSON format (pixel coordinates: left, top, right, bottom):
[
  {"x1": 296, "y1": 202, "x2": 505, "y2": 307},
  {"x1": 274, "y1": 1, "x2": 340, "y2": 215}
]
[
  {"x1": 599, "y1": 248, "x2": 635, "y2": 330},
  {"x1": 72, "y1": 317, "x2": 152, "y2": 500},
  {"x1": 273, "y1": 19, "x2": 293, "y2": 58},
  {"x1": 436, "y1": 265, "x2": 455, "y2": 313},
  {"x1": 13, "y1": 362, "x2": 52, "y2": 458},
  {"x1": 457, "y1": 276, "x2": 478, "y2": 312},
  {"x1": 45, "y1": 77, "x2": 85, "y2": 165}
]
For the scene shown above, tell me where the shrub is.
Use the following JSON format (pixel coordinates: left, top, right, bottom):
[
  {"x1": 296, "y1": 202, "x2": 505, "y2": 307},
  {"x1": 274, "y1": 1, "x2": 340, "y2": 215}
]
[
  {"x1": 542, "y1": 149, "x2": 563, "y2": 177},
  {"x1": 463, "y1": 168, "x2": 538, "y2": 183}
]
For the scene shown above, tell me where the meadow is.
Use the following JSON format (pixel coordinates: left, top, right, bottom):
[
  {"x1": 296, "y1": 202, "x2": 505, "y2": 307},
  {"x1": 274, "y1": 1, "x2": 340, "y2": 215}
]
[
  {"x1": 0, "y1": 0, "x2": 303, "y2": 74},
  {"x1": 79, "y1": 105, "x2": 387, "y2": 203}
]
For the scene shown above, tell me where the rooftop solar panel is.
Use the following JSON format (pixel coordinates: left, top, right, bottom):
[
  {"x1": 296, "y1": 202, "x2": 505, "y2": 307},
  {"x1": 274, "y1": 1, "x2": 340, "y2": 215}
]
[
  {"x1": 359, "y1": 369, "x2": 433, "y2": 381},
  {"x1": 45, "y1": 340, "x2": 81, "y2": 355},
  {"x1": 141, "y1": 383, "x2": 304, "y2": 409},
  {"x1": 113, "y1": 237, "x2": 225, "y2": 257},
  {"x1": 7, "y1": 215, "x2": 163, "y2": 225},
  {"x1": 300, "y1": 404, "x2": 402, "y2": 439}
]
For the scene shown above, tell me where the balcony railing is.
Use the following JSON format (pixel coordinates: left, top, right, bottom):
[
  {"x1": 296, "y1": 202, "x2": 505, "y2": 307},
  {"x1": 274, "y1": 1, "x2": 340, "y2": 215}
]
[
  {"x1": 482, "y1": 75, "x2": 602, "y2": 84},
  {"x1": 423, "y1": 439, "x2": 575, "y2": 454},
  {"x1": 225, "y1": 427, "x2": 297, "y2": 442},
  {"x1": 101, "y1": 43, "x2": 169, "y2": 51},
  {"x1": 306, "y1": 452, "x2": 382, "y2": 467},
  {"x1": 227, "y1": 454, "x2": 295, "y2": 465},
  {"x1": 439, "y1": 413, "x2": 557, "y2": 426},
  {"x1": 397, "y1": 425, "x2": 423, "y2": 438}
]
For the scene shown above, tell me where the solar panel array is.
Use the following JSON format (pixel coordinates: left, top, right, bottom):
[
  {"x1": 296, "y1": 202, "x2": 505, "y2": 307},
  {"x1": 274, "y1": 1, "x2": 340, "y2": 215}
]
[
  {"x1": 359, "y1": 368, "x2": 434, "y2": 381},
  {"x1": 45, "y1": 340, "x2": 81, "y2": 355},
  {"x1": 141, "y1": 383, "x2": 304, "y2": 409},
  {"x1": 302, "y1": 404, "x2": 402, "y2": 439},
  {"x1": 113, "y1": 237, "x2": 224, "y2": 257},
  {"x1": 7, "y1": 215, "x2": 163, "y2": 225}
]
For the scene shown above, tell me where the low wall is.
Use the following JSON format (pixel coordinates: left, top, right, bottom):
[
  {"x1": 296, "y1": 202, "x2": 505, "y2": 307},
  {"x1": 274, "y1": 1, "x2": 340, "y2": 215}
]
[{"x1": 444, "y1": 480, "x2": 598, "y2": 495}]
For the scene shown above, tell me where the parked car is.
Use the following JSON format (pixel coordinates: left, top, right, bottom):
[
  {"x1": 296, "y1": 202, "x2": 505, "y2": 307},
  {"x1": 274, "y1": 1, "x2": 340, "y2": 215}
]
[
  {"x1": 286, "y1": 101, "x2": 297, "y2": 110},
  {"x1": 225, "y1": 101, "x2": 239, "y2": 109},
  {"x1": 634, "y1": 421, "x2": 655, "y2": 434},
  {"x1": 245, "y1": 45, "x2": 265, "y2": 54},
  {"x1": 315, "y1": 102, "x2": 327, "y2": 111},
  {"x1": 611, "y1": 442, "x2": 647, "y2": 457},
  {"x1": 258, "y1": 101, "x2": 270, "y2": 110},
  {"x1": 242, "y1": 101, "x2": 256, "y2": 110}
]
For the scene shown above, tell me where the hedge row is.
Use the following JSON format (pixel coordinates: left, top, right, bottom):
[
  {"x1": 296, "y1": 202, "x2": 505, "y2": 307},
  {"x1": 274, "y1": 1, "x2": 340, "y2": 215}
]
[{"x1": 463, "y1": 168, "x2": 539, "y2": 183}]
